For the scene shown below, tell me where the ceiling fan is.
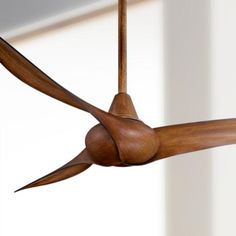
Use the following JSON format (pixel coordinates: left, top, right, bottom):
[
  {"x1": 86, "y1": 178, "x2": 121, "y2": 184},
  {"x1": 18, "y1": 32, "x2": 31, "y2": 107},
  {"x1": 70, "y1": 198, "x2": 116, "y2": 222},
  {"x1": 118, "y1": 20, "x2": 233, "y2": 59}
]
[{"x1": 1, "y1": 0, "x2": 236, "y2": 192}]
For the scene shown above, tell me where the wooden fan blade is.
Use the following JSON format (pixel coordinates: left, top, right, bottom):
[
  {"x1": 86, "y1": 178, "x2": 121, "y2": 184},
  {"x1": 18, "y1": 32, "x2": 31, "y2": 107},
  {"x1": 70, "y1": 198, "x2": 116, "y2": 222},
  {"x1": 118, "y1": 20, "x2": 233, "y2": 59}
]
[
  {"x1": 0, "y1": 37, "x2": 111, "y2": 121},
  {"x1": 15, "y1": 149, "x2": 92, "y2": 192},
  {"x1": 152, "y1": 118, "x2": 236, "y2": 161}
]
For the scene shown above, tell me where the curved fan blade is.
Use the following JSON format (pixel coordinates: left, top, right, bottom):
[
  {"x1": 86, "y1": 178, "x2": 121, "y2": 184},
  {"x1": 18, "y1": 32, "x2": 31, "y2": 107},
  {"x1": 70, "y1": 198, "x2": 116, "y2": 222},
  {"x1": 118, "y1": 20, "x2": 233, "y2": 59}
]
[
  {"x1": 0, "y1": 37, "x2": 113, "y2": 123},
  {"x1": 0, "y1": 37, "x2": 88, "y2": 111},
  {"x1": 152, "y1": 118, "x2": 236, "y2": 161},
  {"x1": 15, "y1": 149, "x2": 93, "y2": 192}
]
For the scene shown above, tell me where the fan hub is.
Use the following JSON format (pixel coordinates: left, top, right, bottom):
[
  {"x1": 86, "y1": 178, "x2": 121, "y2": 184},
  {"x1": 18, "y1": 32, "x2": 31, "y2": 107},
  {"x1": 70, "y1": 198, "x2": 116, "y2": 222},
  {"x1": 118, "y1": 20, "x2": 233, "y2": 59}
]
[
  {"x1": 85, "y1": 120, "x2": 160, "y2": 166},
  {"x1": 112, "y1": 119, "x2": 160, "y2": 165},
  {"x1": 85, "y1": 124, "x2": 121, "y2": 166}
]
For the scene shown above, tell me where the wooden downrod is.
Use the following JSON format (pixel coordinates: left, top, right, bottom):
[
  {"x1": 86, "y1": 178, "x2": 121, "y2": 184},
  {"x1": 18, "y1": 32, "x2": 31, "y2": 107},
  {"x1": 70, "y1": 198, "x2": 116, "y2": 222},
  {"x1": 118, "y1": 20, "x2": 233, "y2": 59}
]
[{"x1": 118, "y1": 0, "x2": 127, "y2": 93}]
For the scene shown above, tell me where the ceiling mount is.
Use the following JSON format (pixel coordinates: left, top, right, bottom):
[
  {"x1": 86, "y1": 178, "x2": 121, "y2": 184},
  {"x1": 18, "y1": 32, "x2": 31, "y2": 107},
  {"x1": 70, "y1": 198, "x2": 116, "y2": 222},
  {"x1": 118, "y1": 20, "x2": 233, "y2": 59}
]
[{"x1": 1, "y1": 0, "x2": 236, "y2": 192}]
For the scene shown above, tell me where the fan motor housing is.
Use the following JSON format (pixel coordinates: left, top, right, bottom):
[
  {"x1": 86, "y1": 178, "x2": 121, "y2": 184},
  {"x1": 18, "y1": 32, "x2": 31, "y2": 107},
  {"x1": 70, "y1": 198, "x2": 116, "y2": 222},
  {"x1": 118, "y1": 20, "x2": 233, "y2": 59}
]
[
  {"x1": 85, "y1": 124, "x2": 122, "y2": 166},
  {"x1": 85, "y1": 121, "x2": 160, "y2": 166}
]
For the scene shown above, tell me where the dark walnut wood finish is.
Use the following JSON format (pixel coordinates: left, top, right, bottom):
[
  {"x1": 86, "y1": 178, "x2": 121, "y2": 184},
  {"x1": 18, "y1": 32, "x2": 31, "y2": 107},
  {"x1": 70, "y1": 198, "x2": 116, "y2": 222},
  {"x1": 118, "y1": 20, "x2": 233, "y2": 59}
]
[{"x1": 1, "y1": 0, "x2": 236, "y2": 191}]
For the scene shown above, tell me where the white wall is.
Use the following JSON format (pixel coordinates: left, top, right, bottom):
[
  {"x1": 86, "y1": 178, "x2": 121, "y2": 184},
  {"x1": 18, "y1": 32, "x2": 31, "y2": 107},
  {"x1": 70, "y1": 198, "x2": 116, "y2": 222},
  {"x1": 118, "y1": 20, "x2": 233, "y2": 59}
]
[
  {"x1": 211, "y1": 1, "x2": 236, "y2": 235},
  {"x1": 164, "y1": 0, "x2": 212, "y2": 235},
  {"x1": 0, "y1": 1, "x2": 164, "y2": 236},
  {"x1": 164, "y1": 0, "x2": 236, "y2": 235}
]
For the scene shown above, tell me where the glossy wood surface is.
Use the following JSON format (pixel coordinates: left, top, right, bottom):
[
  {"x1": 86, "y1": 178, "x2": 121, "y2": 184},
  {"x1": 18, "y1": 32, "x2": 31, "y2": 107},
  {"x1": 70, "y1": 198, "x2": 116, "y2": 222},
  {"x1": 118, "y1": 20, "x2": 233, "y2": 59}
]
[
  {"x1": 152, "y1": 118, "x2": 236, "y2": 161},
  {"x1": 15, "y1": 149, "x2": 92, "y2": 192},
  {"x1": 0, "y1": 37, "x2": 89, "y2": 112},
  {"x1": 109, "y1": 93, "x2": 138, "y2": 119}
]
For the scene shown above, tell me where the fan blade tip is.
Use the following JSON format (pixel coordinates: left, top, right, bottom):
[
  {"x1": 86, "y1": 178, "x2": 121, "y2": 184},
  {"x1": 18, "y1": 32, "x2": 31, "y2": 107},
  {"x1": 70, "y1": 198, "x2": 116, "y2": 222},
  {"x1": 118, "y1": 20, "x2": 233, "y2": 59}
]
[
  {"x1": 14, "y1": 186, "x2": 28, "y2": 193},
  {"x1": 15, "y1": 188, "x2": 23, "y2": 193},
  {"x1": 14, "y1": 151, "x2": 93, "y2": 192},
  {"x1": 15, "y1": 183, "x2": 36, "y2": 193}
]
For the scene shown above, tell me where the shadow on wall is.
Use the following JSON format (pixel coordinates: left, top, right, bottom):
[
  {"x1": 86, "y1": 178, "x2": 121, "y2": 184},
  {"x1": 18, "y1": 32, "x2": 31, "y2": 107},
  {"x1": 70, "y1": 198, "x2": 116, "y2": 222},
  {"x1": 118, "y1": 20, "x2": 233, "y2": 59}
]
[{"x1": 164, "y1": 0, "x2": 213, "y2": 236}]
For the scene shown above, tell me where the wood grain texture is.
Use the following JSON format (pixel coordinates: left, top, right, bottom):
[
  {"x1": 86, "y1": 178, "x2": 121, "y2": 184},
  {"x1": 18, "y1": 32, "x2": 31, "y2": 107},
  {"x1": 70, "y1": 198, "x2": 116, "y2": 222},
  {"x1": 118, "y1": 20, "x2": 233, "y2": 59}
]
[
  {"x1": 0, "y1": 37, "x2": 87, "y2": 111},
  {"x1": 0, "y1": 37, "x2": 116, "y2": 129},
  {"x1": 16, "y1": 149, "x2": 92, "y2": 192},
  {"x1": 151, "y1": 118, "x2": 236, "y2": 161},
  {"x1": 85, "y1": 93, "x2": 159, "y2": 165},
  {"x1": 109, "y1": 93, "x2": 138, "y2": 119}
]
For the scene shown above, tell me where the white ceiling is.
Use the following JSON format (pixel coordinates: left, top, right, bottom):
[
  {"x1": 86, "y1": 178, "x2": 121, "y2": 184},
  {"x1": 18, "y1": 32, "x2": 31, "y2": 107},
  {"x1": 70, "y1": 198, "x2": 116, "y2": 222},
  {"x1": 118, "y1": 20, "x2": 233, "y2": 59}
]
[{"x1": 0, "y1": 0, "x2": 111, "y2": 36}]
